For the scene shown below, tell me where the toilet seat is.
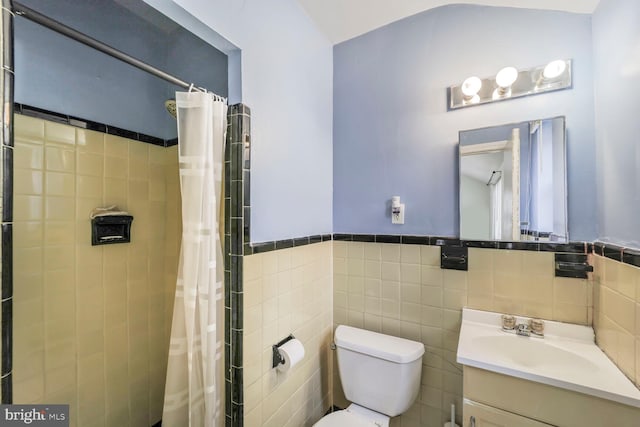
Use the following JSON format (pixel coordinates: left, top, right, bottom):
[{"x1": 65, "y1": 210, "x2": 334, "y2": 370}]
[
  {"x1": 313, "y1": 410, "x2": 377, "y2": 427},
  {"x1": 314, "y1": 405, "x2": 390, "y2": 427}
]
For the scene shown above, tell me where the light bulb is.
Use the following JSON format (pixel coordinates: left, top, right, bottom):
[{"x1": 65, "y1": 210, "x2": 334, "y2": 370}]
[
  {"x1": 495, "y1": 66, "x2": 518, "y2": 89},
  {"x1": 543, "y1": 60, "x2": 566, "y2": 80},
  {"x1": 461, "y1": 76, "x2": 482, "y2": 98}
]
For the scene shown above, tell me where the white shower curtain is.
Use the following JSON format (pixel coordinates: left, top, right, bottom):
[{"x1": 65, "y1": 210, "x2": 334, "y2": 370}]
[{"x1": 163, "y1": 91, "x2": 227, "y2": 427}]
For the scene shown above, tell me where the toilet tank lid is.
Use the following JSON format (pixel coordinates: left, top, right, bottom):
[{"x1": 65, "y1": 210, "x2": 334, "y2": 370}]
[{"x1": 334, "y1": 325, "x2": 425, "y2": 363}]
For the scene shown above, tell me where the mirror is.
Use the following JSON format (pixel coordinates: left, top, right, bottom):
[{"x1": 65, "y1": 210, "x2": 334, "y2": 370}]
[{"x1": 459, "y1": 117, "x2": 567, "y2": 242}]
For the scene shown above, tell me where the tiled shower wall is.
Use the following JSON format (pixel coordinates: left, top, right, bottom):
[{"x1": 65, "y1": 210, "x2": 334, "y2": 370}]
[
  {"x1": 332, "y1": 241, "x2": 590, "y2": 427},
  {"x1": 593, "y1": 254, "x2": 640, "y2": 388},
  {"x1": 242, "y1": 242, "x2": 333, "y2": 427},
  {"x1": 12, "y1": 114, "x2": 180, "y2": 427}
]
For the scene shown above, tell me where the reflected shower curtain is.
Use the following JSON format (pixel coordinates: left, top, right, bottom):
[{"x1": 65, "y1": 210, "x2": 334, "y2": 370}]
[{"x1": 163, "y1": 92, "x2": 227, "y2": 427}]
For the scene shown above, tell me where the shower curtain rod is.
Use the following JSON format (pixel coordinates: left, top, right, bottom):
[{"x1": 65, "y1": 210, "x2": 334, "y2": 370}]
[{"x1": 13, "y1": 1, "x2": 212, "y2": 94}]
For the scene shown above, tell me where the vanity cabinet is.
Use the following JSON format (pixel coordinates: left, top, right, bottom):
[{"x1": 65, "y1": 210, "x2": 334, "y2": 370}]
[
  {"x1": 463, "y1": 399, "x2": 553, "y2": 427},
  {"x1": 463, "y1": 366, "x2": 640, "y2": 427}
]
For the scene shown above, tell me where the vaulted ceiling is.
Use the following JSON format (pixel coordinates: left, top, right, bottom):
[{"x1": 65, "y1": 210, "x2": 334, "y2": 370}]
[{"x1": 297, "y1": 0, "x2": 601, "y2": 44}]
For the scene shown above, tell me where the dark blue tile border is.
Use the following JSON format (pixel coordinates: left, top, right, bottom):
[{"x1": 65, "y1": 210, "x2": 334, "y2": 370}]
[
  {"x1": 602, "y1": 243, "x2": 623, "y2": 262},
  {"x1": 225, "y1": 104, "x2": 251, "y2": 427},
  {"x1": 17, "y1": 103, "x2": 172, "y2": 147},
  {"x1": 352, "y1": 234, "x2": 375, "y2": 243},
  {"x1": 1, "y1": 224, "x2": 12, "y2": 301},
  {"x1": 499, "y1": 241, "x2": 540, "y2": 251},
  {"x1": 1, "y1": 298, "x2": 11, "y2": 377},
  {"x1": 375, "y1": 235, "x2": 401, "y2": 244},
  {"x1": 463, "y1": 240, "x2": 498, "y2": 249},
  {"x1": 400, "y1": 235, "x2": 429, "y2": 245},
  {"x1": 246, "y1": 234, "x2": 617, "y2": 261},
  {"x1": 622, "y1": 249, "x2": 640, "y2": 268},
  {"x1": 2, "y1": 146, "x2": 12, "y2": 223}
]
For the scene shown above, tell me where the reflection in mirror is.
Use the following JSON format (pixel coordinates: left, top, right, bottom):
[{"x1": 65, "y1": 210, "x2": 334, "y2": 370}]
[{"x1": 459, "y1": 117, "x2": 567, "y2": 242}]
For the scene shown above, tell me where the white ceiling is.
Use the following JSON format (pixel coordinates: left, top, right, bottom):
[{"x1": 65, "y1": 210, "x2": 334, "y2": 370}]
[{"x1": 297, "y1": 0, "x2": 601, "y2": 44}]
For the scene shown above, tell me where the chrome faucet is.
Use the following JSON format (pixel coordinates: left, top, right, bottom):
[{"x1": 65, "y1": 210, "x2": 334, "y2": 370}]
[
  {"x1": 501, "y1": 315, "x2": 544, "y2": 338},
  {"x1": 516, "y1": 323, "x2": 531, "y2": 337}
]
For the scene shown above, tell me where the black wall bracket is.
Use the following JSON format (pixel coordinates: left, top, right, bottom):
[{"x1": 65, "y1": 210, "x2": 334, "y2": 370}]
[
  {"x1": 441, "y1": 246, "x2": 468, "y2": 271},
  {"x1": 272, "y1": 334, "x2": 295, "y2": 369},
  {"x1": 555, "y1": 253, "x2": 593, "y2": 279}
]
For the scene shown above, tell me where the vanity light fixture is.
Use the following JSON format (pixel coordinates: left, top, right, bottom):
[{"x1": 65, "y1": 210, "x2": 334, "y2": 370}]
[
  {"x1": 495, "y1": 66, "x2": 518, "y2": 90},
  {"x1": 542, "y1": 60, "x2": 567, "y2": 80},
  {"x1": 461, "y1": 76, "x2": 482, "y2": 103},
  {"x1": 447, "y1": 59, "x2": 572, "y2": 110},
  {"x1": 493, "y1": 66, "x2": 519, "y2": 99}
]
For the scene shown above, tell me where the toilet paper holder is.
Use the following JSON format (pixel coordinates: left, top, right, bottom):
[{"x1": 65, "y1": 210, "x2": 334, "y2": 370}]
[{"x1": 272, "y1": 334, "x2": 295, "y2": 368}]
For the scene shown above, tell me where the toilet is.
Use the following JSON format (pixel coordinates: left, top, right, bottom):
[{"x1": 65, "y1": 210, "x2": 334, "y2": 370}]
[{"x1": 314, "y1": 325, "x2": 425, "y2": 427}]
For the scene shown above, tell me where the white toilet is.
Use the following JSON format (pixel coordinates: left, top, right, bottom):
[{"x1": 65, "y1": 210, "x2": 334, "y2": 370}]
[{"x1": 314, "y1": 325, "x2": 425, "y2": 427}]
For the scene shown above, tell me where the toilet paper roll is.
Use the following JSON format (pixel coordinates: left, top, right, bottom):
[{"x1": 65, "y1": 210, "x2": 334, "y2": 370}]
[{"x1": 277, "y1": 339, "x2": 305, "y2": 373}]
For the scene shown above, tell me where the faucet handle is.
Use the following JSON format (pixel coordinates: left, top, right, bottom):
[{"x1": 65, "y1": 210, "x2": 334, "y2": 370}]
[
  {"x1": 529, "y1": 318, "x2": 545, "y2": 336},
  {"x1": 501, "y1": 314, "x2": 516, "y2": 330}
]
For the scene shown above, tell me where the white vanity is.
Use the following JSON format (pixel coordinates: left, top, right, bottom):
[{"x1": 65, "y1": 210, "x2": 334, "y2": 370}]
[{"x1": 457, "y1": 308, "x2": 640, "y2": 426}]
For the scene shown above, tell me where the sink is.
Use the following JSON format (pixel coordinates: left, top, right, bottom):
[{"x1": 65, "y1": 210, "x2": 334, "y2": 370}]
[
  {"x1": 471, "y1": 335, "x2": 598, "y2": 374},
  {"x1": 457, "y1": 308, "x2": 640, "y2": 408}
]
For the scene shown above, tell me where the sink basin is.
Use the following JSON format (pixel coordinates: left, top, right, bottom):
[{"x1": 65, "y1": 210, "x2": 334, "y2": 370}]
[
  {"x1": 471, "y1": 335, "x2": 598, "y2": 374},
  {"x1": 457, "y1": 308, "x2": 640, "y2": 408}
]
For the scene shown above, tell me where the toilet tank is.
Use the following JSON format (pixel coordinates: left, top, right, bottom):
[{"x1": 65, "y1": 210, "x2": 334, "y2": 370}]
[{"x1": 334, "y1": 325, "x2": 425, "y2": 417}]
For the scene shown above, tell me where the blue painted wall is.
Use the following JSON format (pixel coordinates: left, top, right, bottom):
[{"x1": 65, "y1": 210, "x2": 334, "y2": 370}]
[
  {"x1": 173, "y1": 0, "x2": 334, "y2": 243},
  {"x1": 15, "y1": 0, "x2": 227, "y2": 140},
  {"x1": 593, "y1": 0, "x2": 640, "y2": 249},
  {"x1": 333, "y1": 5, "x2": 597, "y2": 241}
]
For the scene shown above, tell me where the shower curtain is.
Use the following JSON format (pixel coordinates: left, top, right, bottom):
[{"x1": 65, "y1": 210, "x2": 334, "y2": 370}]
[{"x1": 163, "y1": 91, "x2": 227, "y2": 427}]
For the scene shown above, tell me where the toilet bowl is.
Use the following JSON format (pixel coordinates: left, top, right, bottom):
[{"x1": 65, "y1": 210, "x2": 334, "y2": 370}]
[{"x1": 313, "y1": 325, "x2": 424, "y2": 426}]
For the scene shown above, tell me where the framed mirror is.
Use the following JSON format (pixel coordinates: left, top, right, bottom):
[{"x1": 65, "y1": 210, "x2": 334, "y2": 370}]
[{"x1": 459, "y1": 117, "x2": 567, "y2": 242}]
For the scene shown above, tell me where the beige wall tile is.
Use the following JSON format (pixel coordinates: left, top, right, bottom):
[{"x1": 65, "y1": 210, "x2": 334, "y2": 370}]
[
  {"x1": 381, "y1": 243, "x2": 401, "y2": 262},
  {"x1": 421, "y1": 246, "x2": 440, "y2": 266},
  {"x1": 401, "y1": 263, "x2": 421, "y2": 284},
  {"x1": 618, "y1": 263, "x2": 637, "y2": 300},
  {"x1": 363, "y1": 242, "x2": 381, "y2": 260},
  {"x1": 15, "y1": 142, "x2": 44, "y2": 170},
  {"x1": 15, "y1": 195, "x2": 43, "y2": 221},
  {"x1": 45, "y1": 122, "x2": 75, "y2": 147},
  {"x1": 15, "y1": 114, "x2": 45, "y2": 143},
  {"x1": 14, "y1": 222, "x2": 43, "y2": 248},
  {"x1": 468, "y1": 248, "x2": 493, "y2": 271},
  {"x1": 15, "y1": 169, "x2": 43, "y2": 195},
  {"x1": 45, "y1": 172, "x2": 75, "y2": 197},
  {"x1": 554, "y1": 278, "x2": 588, "y2": 306},
  {"x1": 467, "y1": 293, "x2": 494, "y2": 312},
  {"x1": 401, "y1": 245, "x2": 421, "y2": 264},
  {"x1": 76, "y1": 129, "x2": 104, "y2": 153},
  {"x1": 493, "y1": 250, "x2": 522, "y2": 275},
  {"x1": 76, "y1": 151, "x2": 104, "y2": 177},
  {"x1": 552, "y1": 303, "x2": 588, "y2": 325},
  {"x1": 45, "y1": 146, "x2": 75, "y2": 173},
  {"x1": 421, "y1": 266, "x2": 443, "y2": 287},
  {"x1": 104, "y1": 134, "x2": 129, "y2": 157}
]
